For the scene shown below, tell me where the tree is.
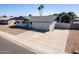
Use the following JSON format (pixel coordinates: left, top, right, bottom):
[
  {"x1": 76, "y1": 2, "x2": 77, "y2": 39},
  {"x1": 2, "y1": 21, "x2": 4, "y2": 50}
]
[
  {"x1": 55, "y1": 12, "x2": 77, "y2": 23},
  {"x1": 10, "y1": 16, "x2": 13, "y2": 17},
  {"x1": 3, "y1": 15, "x2": 7, "y2": 17},
  {"x1": 38, "y1": 4, "x2": 44, "y2": 16},
  {"x1": 60, "y1": 15, "x2": 71, "y2": 23},
  {"x1": 55, "y1": 12, "x2": 66, "y2": 22},
  {"x1": 52, "y1": 14, "x2": 58, "y2": 16},
  {"x1": 29, "y1": 14, "x2": 32, "y2": 16},
  {"x1": 67, "y1": 12, "x2": 77, "y2": 18}
]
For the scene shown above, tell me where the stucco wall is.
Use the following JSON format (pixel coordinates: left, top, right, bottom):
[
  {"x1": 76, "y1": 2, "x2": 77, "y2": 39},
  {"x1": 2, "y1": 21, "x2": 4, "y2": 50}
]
[
  {"x1": 32, "y1": 22, "x2": 51, "y2": 30},
  {"x1": 55, "y1": 23, "x2": 70, "y2": 29},
  {"x1": 15, "y1": 20, "x2": 26, "y2": 26}
]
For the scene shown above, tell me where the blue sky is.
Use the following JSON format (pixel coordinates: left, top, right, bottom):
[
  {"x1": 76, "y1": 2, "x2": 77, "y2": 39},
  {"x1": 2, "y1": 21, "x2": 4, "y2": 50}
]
[{"x1": 0, "y1": 4, "x2": 79, "y2": 16}]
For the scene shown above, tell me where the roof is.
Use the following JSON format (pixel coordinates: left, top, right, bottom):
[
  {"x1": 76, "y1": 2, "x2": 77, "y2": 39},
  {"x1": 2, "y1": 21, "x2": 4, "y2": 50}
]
[
  {"x1": 23, "y1": 16, "x2": 57, "y2": 23},
  {"x1": 9, "y1": 16, "x2": 29, "y2": 21},
  {"x1": 9, "y1": 17, "x2": 18, "y2": 20},
  {"x1": 0, "y1": 17, "x2": 13, "y2": 20},
  {"x1": 17, "y1": 16, "x2": 29, "y2": 21}
]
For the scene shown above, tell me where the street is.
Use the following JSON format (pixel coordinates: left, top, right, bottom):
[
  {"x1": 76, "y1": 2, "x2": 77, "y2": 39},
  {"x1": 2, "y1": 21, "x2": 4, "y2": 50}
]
[{"x1": 0, "y1": 37, "x2": 35, "y2": 54}]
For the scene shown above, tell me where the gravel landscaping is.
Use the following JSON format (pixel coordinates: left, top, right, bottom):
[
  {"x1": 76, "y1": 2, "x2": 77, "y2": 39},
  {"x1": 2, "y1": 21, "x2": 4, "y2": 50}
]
[
  {"x1": 0, "y1": 25, "x2": 27, "y2": 35},
  {"x1": 65, "y1": 30, "x2": 79, "y2": 54}
]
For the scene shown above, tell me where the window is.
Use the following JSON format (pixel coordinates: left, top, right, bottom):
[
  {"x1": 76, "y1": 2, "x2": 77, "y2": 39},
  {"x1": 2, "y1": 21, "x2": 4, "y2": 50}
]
[
  {"x1": 14, "y1": 22, "x2": 16, "y2": 24},
  {"x1": 16, "y1": 21, "x2": 20, "y2": 23},
  {"x1": 22, "y1": 21, "x2": 26, "y2": 24}
]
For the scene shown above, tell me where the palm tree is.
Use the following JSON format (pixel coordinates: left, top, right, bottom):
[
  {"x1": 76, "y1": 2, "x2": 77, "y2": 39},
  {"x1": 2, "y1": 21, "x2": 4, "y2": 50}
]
[{"x1": 38, "y1": 4, "x2": 44, "y2": 16}]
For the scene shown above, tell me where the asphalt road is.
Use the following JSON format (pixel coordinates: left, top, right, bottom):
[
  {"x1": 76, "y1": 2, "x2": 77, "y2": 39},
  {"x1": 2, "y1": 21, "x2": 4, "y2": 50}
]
[{"x1": 0, "y1": 37, "x2": 35, "y2": 54}]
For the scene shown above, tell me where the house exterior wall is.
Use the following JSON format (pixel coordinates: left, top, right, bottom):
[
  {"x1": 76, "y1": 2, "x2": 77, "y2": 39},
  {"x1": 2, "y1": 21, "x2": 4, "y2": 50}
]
[
  {"x1": 8, "y1": 20, "x2": 27, "y2": 27},
  {"x1": 15, "y1": 20, "x2": 25, "y2": 26},
  {"x1": 8, "y1": 19, "x2": 16, "y2": 26},
  {"x1": 32, "y1": 22, "x2": 51, "y2": 30}
]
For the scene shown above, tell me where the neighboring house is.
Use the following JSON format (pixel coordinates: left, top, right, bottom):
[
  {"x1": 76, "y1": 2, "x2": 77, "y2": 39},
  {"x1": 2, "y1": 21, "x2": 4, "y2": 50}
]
[
  {"x1": 73, "y1": 17, "x2": 79, "y2": 23},
  {"x1": 0, "y1": 17, "x2": 12, "y2": 24},
  {"x1": 8, "y1": 17, "x2": 18, "y2": 25},
  {"x1": 8, "y1": 16, "x2": 32, "y2": 28},
  {"x1": 75, "y1": 17, "x2": 79, "y2": 20}
]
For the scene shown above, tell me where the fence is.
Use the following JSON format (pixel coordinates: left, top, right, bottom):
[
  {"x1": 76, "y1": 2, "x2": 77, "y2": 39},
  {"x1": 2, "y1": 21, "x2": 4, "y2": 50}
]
[{"x1": 49, "y1": 22, "x2": 70, "y2": 31}]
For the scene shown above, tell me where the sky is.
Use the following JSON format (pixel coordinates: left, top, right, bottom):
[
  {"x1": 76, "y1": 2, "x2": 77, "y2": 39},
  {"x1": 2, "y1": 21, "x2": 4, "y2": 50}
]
[{"x1": 0, "y1": 4, "x2": 79, "y2": 17}]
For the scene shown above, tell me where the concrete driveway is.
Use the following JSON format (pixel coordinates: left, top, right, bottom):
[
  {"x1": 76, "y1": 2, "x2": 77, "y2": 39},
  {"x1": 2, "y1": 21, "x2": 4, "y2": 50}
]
[
  {"x1": 17, "y1": 30, "x2": 69, "y2": 53},
  {"x1": 0, "y1": 29, "x2": 68, "y2": 54}
]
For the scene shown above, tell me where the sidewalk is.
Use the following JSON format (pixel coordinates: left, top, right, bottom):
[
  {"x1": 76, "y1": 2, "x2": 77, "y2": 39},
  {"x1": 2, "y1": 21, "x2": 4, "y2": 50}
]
[{"x1": 0, "y1": 30, "x2": 68, "y2": 54}]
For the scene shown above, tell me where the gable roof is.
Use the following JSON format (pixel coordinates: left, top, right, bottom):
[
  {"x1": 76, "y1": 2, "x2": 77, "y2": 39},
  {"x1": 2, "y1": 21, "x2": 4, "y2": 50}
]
[
  {"x1": 17, "y1": 16, "x2": 29, "y2": 21},
  {"x1": 9, "y1": 17, "x2": 18, "y2": 20},
  {"x1": 9, "y1": 16, "x2": 29, "y2": 21}
]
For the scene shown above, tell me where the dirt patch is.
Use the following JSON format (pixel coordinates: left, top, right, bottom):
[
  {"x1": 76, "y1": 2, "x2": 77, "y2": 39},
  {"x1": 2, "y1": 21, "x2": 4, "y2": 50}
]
[
  {"x1": 65, "y1": 30, "x2": 79, "y2": 54},
  {"x1": 0, "y1": 25, "x2": 27, "y2": 35}
]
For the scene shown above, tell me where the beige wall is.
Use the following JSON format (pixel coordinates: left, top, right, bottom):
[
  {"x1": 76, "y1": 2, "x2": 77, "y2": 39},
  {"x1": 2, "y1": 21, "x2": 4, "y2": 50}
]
[
  {"x1": 32, "y1": 22, "x2": 51, "y2": 30},
  {"x1": 55, "y1": 23, "x2": 70, "y2": 29}
]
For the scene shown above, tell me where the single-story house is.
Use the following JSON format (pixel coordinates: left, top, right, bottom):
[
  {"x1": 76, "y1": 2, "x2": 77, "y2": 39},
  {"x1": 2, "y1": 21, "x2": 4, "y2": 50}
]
[
  {"x1": 24, "y1": 16, "x2": 57, "y2": 30},
  {"x1": 73, "y1": 17, "x2": 79, "y2": 23},
  {"x1": 0, "y1": 17, "x2": 12, "y2": 24},
  {"x1": 8, "y1": 16, "x2": 57, "y2": 31},
  {"x1": 8, "y1": 16, "x2": 32, "y2": 28},
  {"x1": 0, "y1": 16, "x2": 58, "y2": 31},
  {"x1": 8, "y1": 17, "x2": 18, "y2": 25}
]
